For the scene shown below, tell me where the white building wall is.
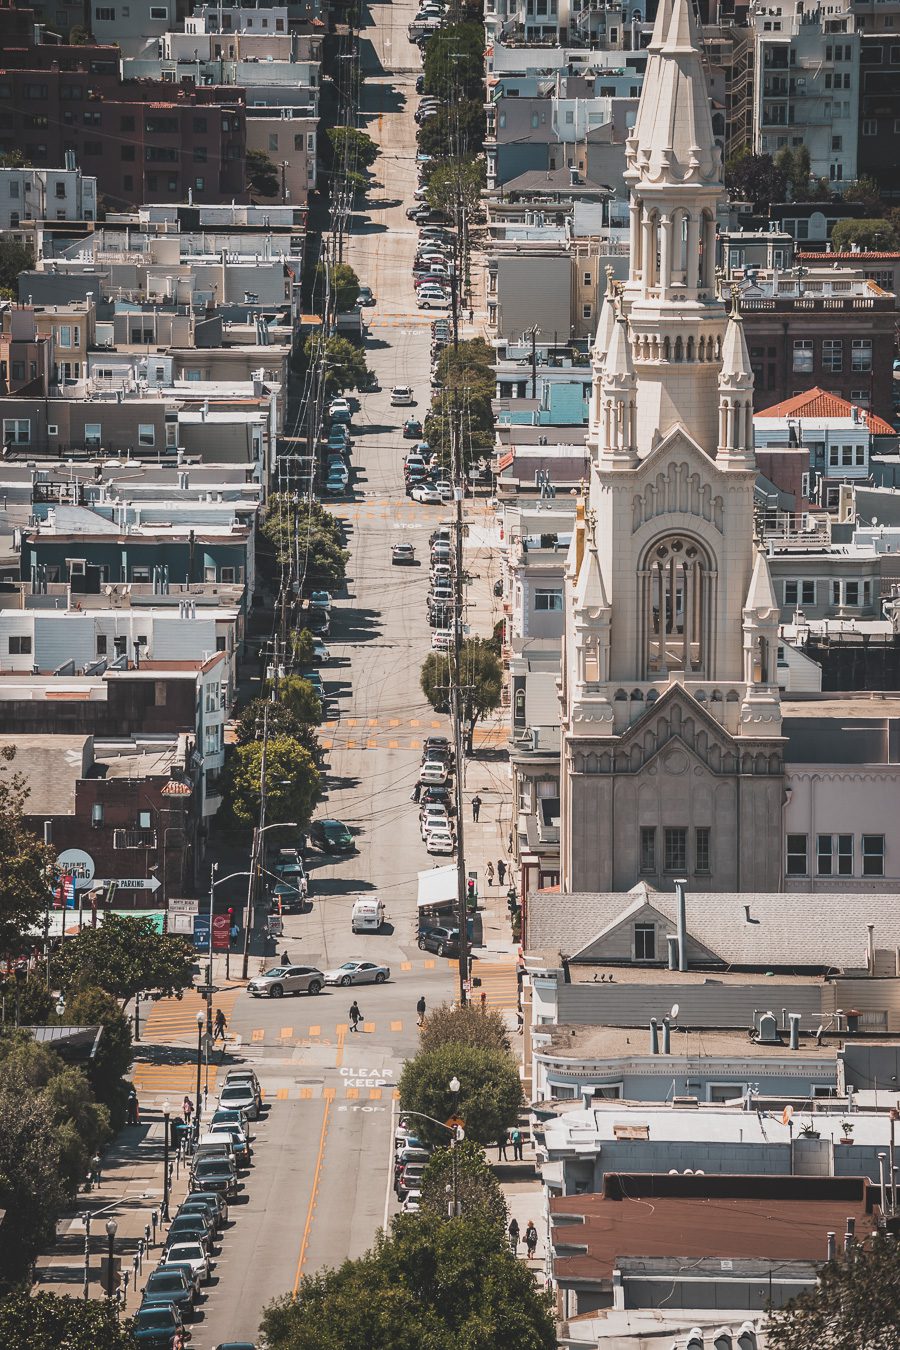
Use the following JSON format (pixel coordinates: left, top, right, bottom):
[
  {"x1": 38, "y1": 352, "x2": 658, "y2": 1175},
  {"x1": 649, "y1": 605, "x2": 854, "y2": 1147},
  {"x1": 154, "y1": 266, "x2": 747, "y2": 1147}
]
[{"x1": 784, "y1": 764, "x2": 900, "y2": 892}]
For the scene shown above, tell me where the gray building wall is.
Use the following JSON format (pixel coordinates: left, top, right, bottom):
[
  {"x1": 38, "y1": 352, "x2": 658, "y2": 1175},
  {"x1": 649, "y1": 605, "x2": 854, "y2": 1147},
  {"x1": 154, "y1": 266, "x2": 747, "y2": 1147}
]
[
  {"x1": 496, "y1": 253, "x2": 572, "y2": 345},
  {"x1": 554, "y1": 981, "x2": 825, "y2": 1028}
]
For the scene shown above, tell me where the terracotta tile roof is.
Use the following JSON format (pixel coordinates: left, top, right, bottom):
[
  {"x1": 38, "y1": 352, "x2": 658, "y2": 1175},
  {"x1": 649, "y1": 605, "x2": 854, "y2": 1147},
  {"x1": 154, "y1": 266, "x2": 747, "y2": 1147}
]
[
  {"x1": 755, "y1": 386, "x2": 896, "y2": 436},
  {"x1": 799, "y1": 251, "x2": 900, "y2": 261}
]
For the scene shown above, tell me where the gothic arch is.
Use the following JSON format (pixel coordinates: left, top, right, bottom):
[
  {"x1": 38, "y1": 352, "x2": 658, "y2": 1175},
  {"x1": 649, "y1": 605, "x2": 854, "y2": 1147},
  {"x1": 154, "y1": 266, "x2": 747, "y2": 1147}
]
[{"x1": 638, "y1": 531, "x2": 714, "y2": 679}]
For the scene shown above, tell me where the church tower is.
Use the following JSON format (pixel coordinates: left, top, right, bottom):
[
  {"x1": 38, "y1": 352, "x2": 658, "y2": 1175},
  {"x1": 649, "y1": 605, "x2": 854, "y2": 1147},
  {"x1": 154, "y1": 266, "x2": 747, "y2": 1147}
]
[{"x1": 560, "y1": 0, "x2": 785, "y2": 896}]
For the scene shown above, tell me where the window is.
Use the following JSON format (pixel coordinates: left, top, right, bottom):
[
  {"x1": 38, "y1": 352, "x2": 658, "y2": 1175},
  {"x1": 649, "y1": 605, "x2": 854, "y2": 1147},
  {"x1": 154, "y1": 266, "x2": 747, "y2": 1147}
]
[
  {"x1": 633, "y1": 923, "x2": 656, "y2": 960},
  {"x1": 846, "y1": 580, "x2": 859, "y2": 606},
  {"x1": 862, "y1": 834, "x2": 885, "y2": 876},
  {"x1": 534, "y1": 589, "x2": 563, "y2": 611},
  {"x1": 95, "y1": 5, "x2": 115, "y2": 16},
  {"x1": 582, "y1": 271, "x2": 592, "y2": 286},
  {"x1": 831, "y1": 135, "x2": 843, "y2": 151},
  {"x1": 96, "y1": 634, "x2": 107, "y2": 655},
  {"x1": 793, "y1": 339, "x2": 814, "y2": 373},
  {"x1": 220, "y1": 566, "x2": 235, "y2": 583},
  {"x1": 83, "y1": 422, "x2": 101, "y2": 448},
  {"x1": 193, "y1": 116, "x2": 207, "y2": 133},
  {"x1": 787, "y1": 833, "x2": 808, "y2": 876},
  {"x1": 121, "y1": 145, "x2": 135, "y2": 161},
  {"x1": 863, "y1": 118, "x2": 878, "y2": 135},
  {"x1": 8, "y1": 635, "x2": 31, "y2": 654},
  {"x1": 664, "y1": 827, "x2": 687, "y2": 872},
  {"x1": 131, "y1": 566, "x2": 150, "y2": 582},
  {"x1": 822, "y1": 338, "x2": 843, "y2": 372},
  {"x1": 138, "y1": 424, "x2": 155, "y2": 446},
  {"x1": 852, "y1": 339, "x2": 872, "y2": 372},
  {"x1": 150, "y1": 4, "x2": 168, "y2": 16},
  {"x1": 582, "y1": 304, "x2": 592, "y2": 319},
  {"x1": 784, "y1": 580, "x2": 815, "y2": 606},
  {"x1": 3, "y1": 418, "x2": 30, "y2": 445},
  {"x1": 695, "y1": 826, "x2": 710, "y2": 873},
  {"x1": 818, "y1": 834, "x2": 854, "y2": 877},
  {"x1": 138, "y1": 810, "x2": 152, "y2": 830},
  {"x1": 193, "y1": 146, "x2": 207, "y2": 162},
  {"x1": 639, "y1": 826, "x2": 656, "y2": 873}
]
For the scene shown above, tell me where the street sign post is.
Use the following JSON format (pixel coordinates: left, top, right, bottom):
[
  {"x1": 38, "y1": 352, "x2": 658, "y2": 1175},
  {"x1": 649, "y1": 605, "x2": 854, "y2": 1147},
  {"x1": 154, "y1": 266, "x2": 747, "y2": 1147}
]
[
  {"x1": 168, "y1": 897, "x2": 199, "y2": 915},
  {"x1": 94, "y1": 877, "x2": 161, "y2": 893}
]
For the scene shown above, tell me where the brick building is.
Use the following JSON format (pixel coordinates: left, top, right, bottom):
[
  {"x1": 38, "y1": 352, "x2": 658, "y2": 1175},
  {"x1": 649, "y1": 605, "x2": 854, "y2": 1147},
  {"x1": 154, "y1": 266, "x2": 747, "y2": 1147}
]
[{"x1": 0, "y1": 42, "x2": 247, "y2": 208}]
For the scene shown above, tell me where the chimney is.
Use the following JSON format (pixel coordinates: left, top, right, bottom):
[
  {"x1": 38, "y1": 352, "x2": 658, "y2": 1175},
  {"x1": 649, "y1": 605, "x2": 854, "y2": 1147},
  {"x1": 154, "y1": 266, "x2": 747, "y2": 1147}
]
[
  {"x1": 788, "y1": 1013, "x2": 800, "y2": 1050},
  {"x1": 666, "y1": 934, "x2": 678, "y2": 970},
  {"x1": 649, "y1": 1017, "x2": 659, "y2": 1054},
  {"x1": 827, "y1": 1231, "x2": 836, "y2": 1261},
  {"x1": 867, "y1": 923, "x2": 875, "y2": 974},
  {"x1": 662, "y1": 1017, "x2": 671, "y2": 1054},
  {"x1": 675, "y1": 879, "x2": 688, "y2": 971}
]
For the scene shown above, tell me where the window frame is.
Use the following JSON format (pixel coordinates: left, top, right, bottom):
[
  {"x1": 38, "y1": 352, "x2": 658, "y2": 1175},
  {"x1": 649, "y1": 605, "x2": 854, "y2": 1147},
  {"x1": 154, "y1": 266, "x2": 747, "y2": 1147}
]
[
  {"x1": 633, "y1": 922, "x2": 656, "y2": 961},
  {"x1": 786, "y1": 833, "x2": 809, "y2": 876},
  {"x1": 862, "y1": 834, "x2": 885, "y2": 876},
  {"x1": 639, "y1": 825, "x2": 656, "y2": 873},
  {"x1": 663, "y1": 826, "x2": 687, "y2": 873}
]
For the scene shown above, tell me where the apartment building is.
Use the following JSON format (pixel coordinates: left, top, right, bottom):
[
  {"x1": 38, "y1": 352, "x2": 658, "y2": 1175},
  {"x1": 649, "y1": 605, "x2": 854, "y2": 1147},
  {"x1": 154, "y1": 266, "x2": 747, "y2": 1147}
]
[{"x1": 0, "y1": 161, "x2": 98, "y2": 231}]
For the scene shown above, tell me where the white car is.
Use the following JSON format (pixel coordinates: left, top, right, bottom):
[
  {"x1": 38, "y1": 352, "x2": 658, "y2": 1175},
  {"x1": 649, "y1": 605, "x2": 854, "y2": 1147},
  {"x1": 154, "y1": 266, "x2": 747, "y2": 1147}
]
[
  {"x1": 162, "y1": 1240, "x2": 211, "y2": 1285},
  {"x1": 402, "y1": 1189, "x2": 422, "y2": 1213},
  {"x1": 418, "y1": 290, "x2": 451, "y2": 311},
  {"x1": 328, "y1": 398, "x2": 351, "y2": 419},
  {"x1": 434, "y1": 480, "x2": 453, "y2": 500},
  {"x1": 420, "y1": 759, "x2": 449, "y2": 785},
  {"x1": 426, "y1": 828, "x2": 455, "y2": 856},
  {"x1": 420, "y1": 806, "x2": 450, "y2": 839},
  {"x1": 390, "y1": 385, "x2": 415, "y2": 406},
  {"x1": 217, "y1": 1081, "x2": 260, "y2": 1121},
  {"x1": 431, "y1": 628, "x2": 453, "y2": 650},
  {"x1": 412, "y1": 484, "x2": 442, "y2": 504}
]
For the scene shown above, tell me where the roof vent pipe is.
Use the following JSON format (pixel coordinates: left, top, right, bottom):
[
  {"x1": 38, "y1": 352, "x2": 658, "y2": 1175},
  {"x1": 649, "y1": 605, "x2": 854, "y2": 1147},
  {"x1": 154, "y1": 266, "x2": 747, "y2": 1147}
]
[
  {"x1": 789, "y1": 1013, "x2": 801, "y2": 1050},
  {"x1": 649, "y1": 1017, "x2": 659, "y2": 1055},
  {"x1": 868, "y1": 924, "x2": 875, "y2": 974},
  {"x1": 666, "y1": 935, "x2": 678, "y2": 970},
  {"x1": 662, "y1": 1017, "x2": 671, "y2": 1054},
  {"x1": 827, "y1": 1231, "x2": 836, "y2": 1261},
  {"x1": 675, "y1": 878, "x2": 688, "y2": 971}
]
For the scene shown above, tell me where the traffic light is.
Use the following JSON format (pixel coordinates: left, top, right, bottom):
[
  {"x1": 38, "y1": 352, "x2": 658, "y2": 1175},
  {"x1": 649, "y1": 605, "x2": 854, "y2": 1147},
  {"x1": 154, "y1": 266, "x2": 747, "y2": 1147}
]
[{"x1": 466, "y1": 877, "x2": 476, "y2": 906}]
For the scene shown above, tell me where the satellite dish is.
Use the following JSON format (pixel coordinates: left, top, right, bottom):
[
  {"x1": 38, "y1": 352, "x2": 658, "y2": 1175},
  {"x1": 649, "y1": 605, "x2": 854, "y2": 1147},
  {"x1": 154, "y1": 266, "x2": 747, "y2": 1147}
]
[
  {"x1": 670, "y1": 1003, "x2": 679, "y2": 1020},
  {"x1": 782, "y1": 1104, "x2": 794, "y2": 1126}
]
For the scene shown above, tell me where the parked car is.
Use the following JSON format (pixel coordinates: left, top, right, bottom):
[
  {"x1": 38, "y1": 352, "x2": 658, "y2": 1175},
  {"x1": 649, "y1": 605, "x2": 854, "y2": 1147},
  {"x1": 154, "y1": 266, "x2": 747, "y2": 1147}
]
[
  {"x1": 217, "y1": 1080, "x2": 261, "y2": 1120},
  {"x1": 141, "y1": 1268, "x2": 196, "y2": 1320},
  {"x1": 247, "y1": 965, "x2": 325, "y2": 998},
  {"x1": 356, "y1": 285, "x2": 376, "y2": 306},
  {"x1": 420, "y1": 760, "x2": 449, "y2": 785},
  {"x1": 390, "y1": 385, "x2": 415, "y2": 405},
  {"x1": 403, "y1": 417, "x2": 424, "y2": 439},
  {"x1": 426, "y1": 828, "x2": 455, "y2": 856},
  {"x1": 207, "y1": 1123, "x2": 251, "y2": 1167},
  {"x1": 309, "y1": 590, "x2": 331, "y2": 611},
  {"x1": 391, "y1": 542, "x2": 416, "y2": 565},
  {"x1": 311, "y1": 638, "x2": 330, "y2": 663},
  {"x1": 309, "y1": 818, "x2": 354, "y2": 853},
  {"x1": 305, "y1": 607, "x2": 330, "y2": 635},
  {"x1": 186, "y1": 1189, "x2": 229, "y2": 1224},
  {"x1": 156, "y1": 1254, "x2": 206, "y2": 1296},
  {"x1": 177, "y1": 1197, "x2": 224, "y2": 1237},
  {"x1": 164, "y1": 1215, "x2": 214, "y2": 1251},
  {"x1": 328, "y1": 398, "x2": 352, "y2": 423},
  {"x1": 417, "y1": 290, "x2": 451, "y2": 310},
  {"x1": 188, "y1": 1159, "x2": 237, "y2": 1197},
  {"x1": 431, "y1": 628, "x2": 453, "y2": 651},
  {"x1": 415, "y1": 73, "x2": 425, "y2": 92},
  {"x1": 323, "y1": 959, "x2": 390, "y2": 986},
  {"x1": 132, "y1": 1304, "x2": 191, "y2": 1348},
  {"x1": 412, "y1": 484, "x2": 441, "y2": 504},
  {"x1": 417, "y1": 925, "x2": 461, "y2": 956},
  {"x1": 420, "y1": 806, "x2": 450, "y2": 839}
]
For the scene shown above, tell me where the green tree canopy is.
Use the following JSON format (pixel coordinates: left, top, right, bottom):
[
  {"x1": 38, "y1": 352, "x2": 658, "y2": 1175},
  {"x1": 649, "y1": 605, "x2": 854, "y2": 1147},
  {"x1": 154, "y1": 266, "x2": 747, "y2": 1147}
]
[
  {"x1": 0, "y1": 747, "x2": 57, "y2": 955},
  {"x1": 724, "y1": 150, "x2": 787, "y2": 211},
  {"x1": 424, "y1": 383, "x2": 495, "y2": 471},
  {"x1": 303, "y1": 334, "x2": 370, "y2": 395},
  {"x1": 260, "y1": 494, "x2": 349, "y2": 586},
  {"x1": 327, "y1": 125, "x2": 379, "y2": 171},
  {"x1": 65, "y1": 985, "x2": 133, "y2": 1128},
  {"x1": 420, "y1": 1139, "x2": 508, "y2": 1227},
  {"x1": 261, "y1": 1211, "x2": 555, "y2": 1350},
  {"x1": 398, "y1": 1041, "x2": 522, "y2": 1147},
  {"x1": 276, "y1": 674, "x2": 322, "y2": 726},
  {"x1": 234, "y1": 697, "x2": 320, "y2": 762},
  {"x1": 417, "y1": 99, "x2": 486, "y2": 160},
  {"x1": 313, "y1": 261, "x2": 361, "y2": 315},
  {"x1": 0, "y1": 973, "x2": 54, "y2": 1024},
  {"x1": 0, "y1": 236, "x2": 33, "y2": 297},
  {"x1": 51, "y1": 913, "x2": 195, "y2": 1004},
  {"x1": 247, "y1": 148, "x2": 281, "y2": 197},
  {"x1": 830, "y1": 217, "x2": 900, "y2": 252},
  {"x1": 421, "y1": 638, "x2": 503, "y2": 754},
  {"x1": 0, "y1": 1075, "x2": 69, "y2": 1288},
  {"x1": 292, "y1": 626, "x2": 316, "y2": 667},
  {"x1": 0, "y1": 1291, "x2": 135, "y2": 1349},
  {"x1": 844, "y1": 175, "x2": 884, "y2": 213},
  {"x1": 767, "y1": 1231, "x2": 900, "y2": 1350},
  {"x1": 423, "y1": 23, "x2": 485, "y2": 101},
  {"x1": 224, "y1": 734, "x2": 320, "y2": 832},
  {"x1": 425, "y1": 156, "x2": 485, "y2": 222},
  {"x1": 420, "y1": 1001, "x2": 510, "y2": 1055}
]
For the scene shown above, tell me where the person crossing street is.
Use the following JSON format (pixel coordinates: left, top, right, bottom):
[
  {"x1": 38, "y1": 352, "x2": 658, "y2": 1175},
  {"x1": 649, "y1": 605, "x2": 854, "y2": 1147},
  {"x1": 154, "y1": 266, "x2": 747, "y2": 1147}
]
[
  {"x1": 349, "y1": 1000, "x2": 363, "y2": 1032},
  {"x1": 416, "y1": 995, "x2": 427, "y2": 1026}
]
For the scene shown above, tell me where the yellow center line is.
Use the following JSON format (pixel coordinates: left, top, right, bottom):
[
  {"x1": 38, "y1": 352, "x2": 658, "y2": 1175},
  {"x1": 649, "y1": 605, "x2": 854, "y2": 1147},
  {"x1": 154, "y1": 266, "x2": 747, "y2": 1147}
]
[
  {"x1": 335, "y1": 1023, "x2": 346, "y2": 1068},
  {"x1": 292, "y1": 1097, "x2": 331, "y2": 1295}
]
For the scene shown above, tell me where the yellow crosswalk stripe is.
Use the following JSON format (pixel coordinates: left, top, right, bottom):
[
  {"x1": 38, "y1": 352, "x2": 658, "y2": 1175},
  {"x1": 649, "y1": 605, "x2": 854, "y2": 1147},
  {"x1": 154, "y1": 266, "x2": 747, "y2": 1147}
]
[
  {"x1": 363, "y1": 1021, "x2": 375, "y2": 1033},
  {"x1": 424, "y1": 959, "x2": 435, "y2": 969},
  {"x1": 277, "y1": 1088, "x2": 289, "y2": 1100},
  {"x1": 300, "y1": 1087, "x2": 313, "y2": 1099},
  {"x1": 391, "y1": 1021, "x2": 403, "y2": 1031},
  {"x1": 324, "y1": 1087, "x2": 336, "y2": 1101},
  {"x1": 346, "y1": 1087, "x2": 359, "y2": 1099},
  {"x1": 132, "y1": 1063, "x2": 220, "y2": 1098},
  {"x1": 309, "y1": 1025, "x2": 320, "y2": 1036},
  {"x1": 280, "y1": 1027, "x2": 293, "y2": 1039},
  {"x1": 252, "y1": 1029, "x2": 264, "y2": 1043},
  {"x1": 369, "y1": 1088, "x2": 382, "y2": 1100},
  {"x1": 400, "y1": 962, "x2": 411, "y2": 971},
  {"x1": 473, "y1": 961, "x2": 519, "y2": 1011},
  {"x1": 143, "y1": 987, "x2": 241, "y2": 1045}
]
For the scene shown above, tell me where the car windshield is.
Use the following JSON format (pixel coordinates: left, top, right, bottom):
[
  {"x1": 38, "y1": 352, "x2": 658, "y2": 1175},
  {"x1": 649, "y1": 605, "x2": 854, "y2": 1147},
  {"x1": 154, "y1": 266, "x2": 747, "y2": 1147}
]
[
  {"x1": 339, "y1": 962, "x2": 358, "y2": 970},
  {"x1": 148, "y1": 1274, "x2": 183, "y2": 1290},
  {"x1": 136, "y1": 1309, "x2": 175, "y2": 1327},
  {"x1": 168, "y1": 1246, "x2": 203, "y2": 1260}
]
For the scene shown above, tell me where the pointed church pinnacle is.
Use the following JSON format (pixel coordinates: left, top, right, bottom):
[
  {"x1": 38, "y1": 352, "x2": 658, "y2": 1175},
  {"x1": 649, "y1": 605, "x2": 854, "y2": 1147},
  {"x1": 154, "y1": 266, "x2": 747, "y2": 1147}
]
[{"x1": 730, "y1": 282, "x2": 742, "y2": 316}]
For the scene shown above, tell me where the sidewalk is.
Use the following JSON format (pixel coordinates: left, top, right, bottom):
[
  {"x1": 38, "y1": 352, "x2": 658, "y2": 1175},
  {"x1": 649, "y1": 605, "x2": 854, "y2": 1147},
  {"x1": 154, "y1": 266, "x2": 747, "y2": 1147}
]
[{"x1": 33, "y1": 1107, "x2": 192, "y2": 1313}]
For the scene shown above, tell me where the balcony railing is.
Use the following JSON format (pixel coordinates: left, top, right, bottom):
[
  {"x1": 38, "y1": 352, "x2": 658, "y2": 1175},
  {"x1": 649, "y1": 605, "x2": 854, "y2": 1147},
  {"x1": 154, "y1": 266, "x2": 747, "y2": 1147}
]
[{"x1": 113, "y1": 828, "x2": 157, "y2": 849}]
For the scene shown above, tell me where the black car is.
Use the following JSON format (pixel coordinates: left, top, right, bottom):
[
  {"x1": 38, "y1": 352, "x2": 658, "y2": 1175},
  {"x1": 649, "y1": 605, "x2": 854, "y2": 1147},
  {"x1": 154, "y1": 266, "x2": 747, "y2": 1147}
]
[
  {"x1": 133, "y1": 1304, "x2": 190, "y2": 1348},
  {"x1": 187, "y1": 1188, "x2": 229, "y2": 1223},
  {"x1": 305, "y1": 607, "x2": 330, "y2": 636},
  {"x1": 415, "y1": 73, "x2": 425, "y2": 92},
  {"x1": 309, "y1": 818, "x2": 354, "y2": 853},
  {"x1": 177, "y1": 1197, "x2": 222, "y2": 1236},
  {"x1": 417, "y1": 925, "x2": 460, "y2": 957},
  {"x1": 165, "y1": 1216, "x2": 214, "y2": 1250},
  {"x1": 420, "y1": 784, "x2": 455, "y2": 814},
  {"x1": 141, "y1": 1268, "x2": 195, "y2": 1320},
  {"x1": 189, "y1": 1160, "x2": 236, "y2": 1196}
]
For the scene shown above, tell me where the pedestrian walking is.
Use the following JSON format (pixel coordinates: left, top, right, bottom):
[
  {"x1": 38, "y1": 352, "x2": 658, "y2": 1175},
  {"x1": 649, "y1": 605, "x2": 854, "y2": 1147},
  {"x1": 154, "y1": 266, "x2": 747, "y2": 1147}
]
[
  {"x1": 525, "y1": 1220, "x2": 538, "y2": 1258},
  {"x1": 497, "y1": 859, "x2": 507, "y2": 886},
  {"x1": 486, "y1": 861, "x2": 495, "y2": 887},
  {"x1": 212, "y1": 1008, "x2": 227, "y2": 1041},
  {"x1": 508, "y1": 831, "x2": 513, "y2": 853},
  {"x1": 127, "y1": 1087, "x2": 140, "y2": 1127},
  {"x1": 471, "y1": 794, "x2": 482, "y2": 822},
  {"x1": 281, "y1": 949, "x2": 290, "y2": 965},
  {"x1": 511, "y1": 1126, "x2": 523, "y2": 1161},
  {"x1": 349, "y1": 1000, "x2": 363, "y2": 1032},
  {"x1": 416, "y1": 995, "x2": 427, "y2": 1027},
  {"x1": 480, "y1": 990, "x2": 487, "y2": 1011},
  {"x1": 411, "y1": 781, "x2": 422, "y2": 803},
  {"x1": 182, "y1": 1095, "x2": 193, "y2": 1125},
  {"x1": 496, "y1": 1133, "x2": 508, "y2": 1160},
  {"x1": 508, "y1": 1217, "x2": 520, "y2": 1252}
]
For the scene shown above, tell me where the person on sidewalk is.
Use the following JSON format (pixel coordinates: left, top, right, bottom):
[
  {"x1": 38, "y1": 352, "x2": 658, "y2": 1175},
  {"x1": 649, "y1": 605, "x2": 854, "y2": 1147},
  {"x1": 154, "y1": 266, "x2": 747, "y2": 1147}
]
[
  {"x1": 212, "y1": 1008, "x2": 227, "y2": 1042},
  {"x1": 281, "y1": 949, "x2": 290, "y2": 965},
  {"x1": 511, "y1": 1126, "x2": 523, "y2": 1161},
  {"x1": 497, "y1": 859, "x2": 506, "y2": 886},
  {"x1": 127, "y1": 1087, "x2": 140, "y2": 1126},
  {"x1": 349, "y1": 1001, "x2": 363, "y2": 1032},
  {"x1": 416, "y1": 995, "x2": 427, "y2": 1027},
  {"x1": 89, "y1": 1153, "x2": 101, "y2": 1188},
  {"x1": 525, "y1": 1220, "x2": 538, "y2": 1258},
  {"x1": 471, "y1": 794, "x2": 482, "y2": 822},
  {"x1": 496, "y1": 1133, "x2": 508, "y2": 1160},
  {"x1": 508, "y1": 1217, "x2": 520, "y2": 1253},
  {"x1": 486, "y1": 861, "x2": 494, "y2": 887},
  {"x1": 182, "y1": 1095, "x2": 193, "y2": 1126}
]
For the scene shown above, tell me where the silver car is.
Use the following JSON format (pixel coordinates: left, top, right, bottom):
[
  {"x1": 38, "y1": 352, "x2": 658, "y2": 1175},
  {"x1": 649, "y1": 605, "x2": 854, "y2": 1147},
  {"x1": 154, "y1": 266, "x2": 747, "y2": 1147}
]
[
  {"x1": 247, "y1": 965, "x2": 325, "y2": 998},
  {"x1": 323, "y1": 960, "x2": 390, "y2": 986}
]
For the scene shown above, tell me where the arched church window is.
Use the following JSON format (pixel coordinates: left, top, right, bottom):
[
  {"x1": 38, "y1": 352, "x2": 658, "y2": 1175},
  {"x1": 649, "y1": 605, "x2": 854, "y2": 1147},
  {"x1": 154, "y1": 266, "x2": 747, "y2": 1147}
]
[
  {"x1": 644, "y1": 535, "x2": 709, "y2": 677},
  {"x1": 674, "y1": 336, "x2": 684, "y2": 362}
]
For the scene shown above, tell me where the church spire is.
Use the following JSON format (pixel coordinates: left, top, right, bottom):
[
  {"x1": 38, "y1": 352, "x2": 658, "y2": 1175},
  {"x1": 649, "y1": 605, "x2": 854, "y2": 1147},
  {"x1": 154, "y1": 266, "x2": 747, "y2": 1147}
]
[
  {"x1": 740, "y1": 546, "x2": 782, "y2": 732},
  {"x1": 717, "y1": 288, "x2": 756, "y2": 468},
  {"x1": 628, "y1": 0, "x2": 673, "y2": 151},
  {"x1": 596, "y1": 313, "x2": 638, "y2": 468}
]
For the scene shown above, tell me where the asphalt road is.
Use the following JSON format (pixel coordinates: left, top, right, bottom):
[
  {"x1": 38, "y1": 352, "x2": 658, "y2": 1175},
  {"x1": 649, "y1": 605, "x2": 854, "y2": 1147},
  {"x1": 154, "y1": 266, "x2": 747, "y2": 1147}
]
[{"x1": 195, "y1": 10, "x2": 461, "y2": 1346}]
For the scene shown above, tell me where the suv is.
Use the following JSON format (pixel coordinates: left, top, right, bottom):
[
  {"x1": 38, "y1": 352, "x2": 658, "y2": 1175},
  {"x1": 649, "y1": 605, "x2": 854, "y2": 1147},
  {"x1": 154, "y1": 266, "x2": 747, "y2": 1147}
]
[
  {"x1": 417, "y1": 925, "x2": 460, "y2": 957},
  {"x1": 247, "y1": 965, "x2": 325, "y2": 998}
]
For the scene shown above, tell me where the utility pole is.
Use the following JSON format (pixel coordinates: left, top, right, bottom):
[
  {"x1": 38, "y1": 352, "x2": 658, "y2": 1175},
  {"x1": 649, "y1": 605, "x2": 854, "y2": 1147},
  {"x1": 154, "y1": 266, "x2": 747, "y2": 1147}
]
[
  {"x1": 528, "y1": 324, "x2": 539, "y2": 399},
  {"x1": 449, "y1": 268, "x2": 470, "y2": 1006},
  {"x1": 241, "y1": 701, "x2": 269, "y2": 980}
]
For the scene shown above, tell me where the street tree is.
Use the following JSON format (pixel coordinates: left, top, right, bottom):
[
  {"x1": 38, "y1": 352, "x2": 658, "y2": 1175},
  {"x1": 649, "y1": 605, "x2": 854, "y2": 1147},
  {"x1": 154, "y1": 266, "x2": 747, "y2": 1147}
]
[
  {"x1": 260, "y1": 495, "x2": 349, "y2": 584},
  {"x1": 425, "y1": 155, "x2": 485, "y2": 222},
  {"x1": 0, "y1": 1083, "x2": 68, "y2": 1289},
  {"x1": 51, "y1": 913, "x2": 195, "y2": 1004},
  {"x1": 423, "y1": 383, "x2": 495, "y2": 470},
  {"x1": 417, "y1": 99, "x2": 486, "y2": 160},
  {"x1": 0, "y1": 973, "x2": 54, "y2": 1024},
  {"x1": 844, "y1": 175, "x2": 884, "y2": 213},
  {"x1": 767, "y1": 1232, "x2": 900, "y2": 1350},
  {"x1": 0, "y1": 747, "x2": 57, "y2": 955},
  {"x1": 0, "y1": 236, "x2": 33, "y2": 297},
  {"x1": 292, "y1": 627, "x2": 316, "y2": 666},
  {"x1": 65, "y1": 985, "x2": 133, "y2": 1128},
  {"x1": 724, "y1": 150, "x2": 787, "y2": 211},
  {"x1": 234, "y1": 697, "x2": 320, "y2": 763},
  {"x1": 420, "y1": 1001, "x2": 510, "y2": 1055},
  {"x1": 313, "y1": 260, "x2": 361, "y2": 315},
  {"x1": 246, "y1": 148, "x2": 281, "y2": 197},
  {"x1": 261, "y1": 1211, "x2": 555, "y2": 1350},
  {"x1": 420, "y1": 1139, "x2": 507, "y2": 1227},
  {"x1": 303, "y1": 334, "x2": 370, "y2": 395},
  {"x1": 276, "y1": 674, "x2": 322, "y2": 726},
  {"x1": 0, "y1": 1292, "x2": 135, "y2": 1350},
  {"x1": 423, "y1": 23, "x2": 485, "y2": 101},
  {"x1": 831, "y1": 217, "x2": 900, "y2": 252},
  {"x1": 421, "y1": 638, "x2": 503, "y2": 754},
  {"x1": 327, "y1": 125, "x2": 379, "y2": 172},
  {"x1": 398, "y1": 1041, "x2": 522, "y2": 1147},
  {"x1": 224, "y1": 734, "x2": 320, "y2": 832}
]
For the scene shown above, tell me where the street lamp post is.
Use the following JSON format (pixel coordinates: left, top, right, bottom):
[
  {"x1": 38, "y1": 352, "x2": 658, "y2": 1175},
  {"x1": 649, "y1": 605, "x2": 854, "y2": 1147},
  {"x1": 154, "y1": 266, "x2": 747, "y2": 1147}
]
[
  {"x1": 105, "y1": 1218, "x2": 117, "y2": 1300},
  {"x1": 162, "y1": 1099, "x2": 171, "y2": 1221},
  {"x1": 194, "y1": 1011, "x2": 204, "y2": 1133}
]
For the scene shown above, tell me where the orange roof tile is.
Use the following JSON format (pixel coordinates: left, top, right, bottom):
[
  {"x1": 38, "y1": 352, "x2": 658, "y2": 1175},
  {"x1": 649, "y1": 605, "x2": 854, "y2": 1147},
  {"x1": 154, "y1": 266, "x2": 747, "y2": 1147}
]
[
  {"x1": 755, "y1": 386, "x2": 896, "y2": 436},
  {"x1": 799, "y1": 251, "x2": 900, "y2": 261}
]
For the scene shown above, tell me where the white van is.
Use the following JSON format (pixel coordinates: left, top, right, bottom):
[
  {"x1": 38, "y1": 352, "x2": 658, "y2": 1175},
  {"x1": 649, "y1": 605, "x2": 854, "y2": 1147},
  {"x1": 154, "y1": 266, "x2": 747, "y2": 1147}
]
[{"x1": 352, "y1": 897, "x2": 385, "y2": 933}]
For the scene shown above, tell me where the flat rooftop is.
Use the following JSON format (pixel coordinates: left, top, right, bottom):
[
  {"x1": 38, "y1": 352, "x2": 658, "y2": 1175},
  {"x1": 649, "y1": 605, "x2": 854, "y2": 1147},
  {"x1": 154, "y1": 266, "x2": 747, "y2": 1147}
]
[{"x1": 538, "y1": 1023, "x2": 841, "y2": 1060}]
